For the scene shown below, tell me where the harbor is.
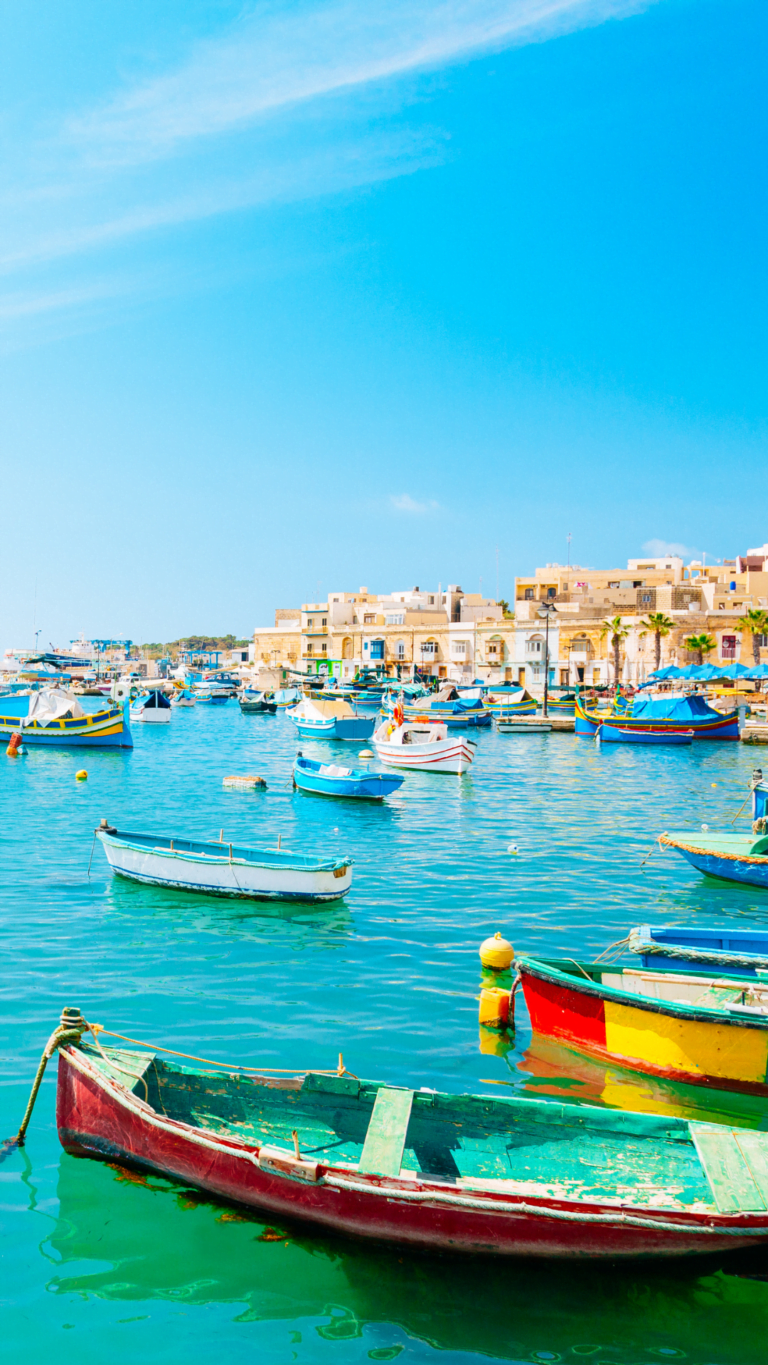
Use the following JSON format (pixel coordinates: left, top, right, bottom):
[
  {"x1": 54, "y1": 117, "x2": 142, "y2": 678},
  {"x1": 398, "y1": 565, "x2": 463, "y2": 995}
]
[
  {"x1": 4, "y1": 0, "x2": 766, "y2": 1355},
  {"x1": 6, "y1": 677, "x2": 768, "y2": 1356}
]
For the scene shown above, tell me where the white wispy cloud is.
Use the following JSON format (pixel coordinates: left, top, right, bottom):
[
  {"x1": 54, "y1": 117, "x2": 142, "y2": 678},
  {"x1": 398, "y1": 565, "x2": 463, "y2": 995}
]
[
  {"x1": 390, "y1": 493, "x2": 442, "y2": 514},
  {"x1": 642, "y1": 538, "x2": 698, "y2": 559},
  {"x1": 0, "y1": 0, "x2": 657, "y2": 339},
  {"x1": 67, "y1": 0, "x2": 654, "y2": 168}
]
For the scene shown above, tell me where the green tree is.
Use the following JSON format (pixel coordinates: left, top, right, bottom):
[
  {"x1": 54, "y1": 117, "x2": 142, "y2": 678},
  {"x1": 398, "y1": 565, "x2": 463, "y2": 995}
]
[
  {"x1": 684, "y1": 632, "x2": 716, "y2": 666},
  {"x1": 735, "y1": 608, "x2": 768, "y2": 666},
  {"x1": 639, "y1": 612, "x2": 675, "y2": 672},
  {"x1": 600, "y1": 615, "x2": 630, "y2": 688}
]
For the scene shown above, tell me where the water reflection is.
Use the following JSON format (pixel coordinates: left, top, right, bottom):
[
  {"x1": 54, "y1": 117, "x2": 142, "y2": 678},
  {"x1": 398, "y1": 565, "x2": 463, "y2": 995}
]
[{"x1": 42, "y1": 1156, "x2": 768, "y2": 1364}]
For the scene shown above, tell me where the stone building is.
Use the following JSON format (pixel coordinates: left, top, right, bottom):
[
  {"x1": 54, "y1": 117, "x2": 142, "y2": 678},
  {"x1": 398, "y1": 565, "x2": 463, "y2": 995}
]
[
  {"x1": 252, "y1": 585, "x2": 515, "y2": 683},
  {"x1": 513, "y1": 548, "x2": 768, "y2": 690}
]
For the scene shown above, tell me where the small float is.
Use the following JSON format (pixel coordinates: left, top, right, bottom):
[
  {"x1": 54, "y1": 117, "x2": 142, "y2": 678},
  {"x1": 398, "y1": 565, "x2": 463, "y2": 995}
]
[
  {"x1": 293, "y1": 753, "x2": 404, "y2": 800},
  {"x1": 47, "y1": 1018, "x2": 768, "y2": 1257},
  {"x1": 96, "y1": 824, "x2": 353, "y2": 901}
]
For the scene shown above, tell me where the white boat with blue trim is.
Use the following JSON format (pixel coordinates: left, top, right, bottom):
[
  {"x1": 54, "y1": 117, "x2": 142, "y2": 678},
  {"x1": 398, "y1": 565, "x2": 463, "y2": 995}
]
[{"x1": 96, "y1": 823, "x2": 353, "y2": 901}]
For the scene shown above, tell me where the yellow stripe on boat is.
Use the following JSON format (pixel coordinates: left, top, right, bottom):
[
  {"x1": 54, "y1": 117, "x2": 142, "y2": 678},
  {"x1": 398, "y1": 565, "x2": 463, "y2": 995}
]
[{"x1": 604, "y1": 1000, "x2": 768, "y2": 1083}]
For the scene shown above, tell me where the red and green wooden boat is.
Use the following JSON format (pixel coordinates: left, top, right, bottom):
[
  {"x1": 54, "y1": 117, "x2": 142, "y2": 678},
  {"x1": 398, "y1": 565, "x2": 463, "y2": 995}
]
[
  {"x1": 54, "y1": 1023, "x2": 768, "y2": 1257},
  {"x1": 518, "y1": 956, "x2": 768, "y2": 1097}
]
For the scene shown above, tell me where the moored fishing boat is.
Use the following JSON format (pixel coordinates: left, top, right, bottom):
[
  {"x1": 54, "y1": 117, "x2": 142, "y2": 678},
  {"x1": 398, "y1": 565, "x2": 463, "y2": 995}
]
[
  {"x1": 577, "y1": 693, "x2": 739, "y2": 740},
  {"x1": 293, "y1": 753, "x2": 405, "y2": 800},
  {"x1": 239, "y1": 690, "x2": 277, "y2": 714},
  {"x1": 659, "y1": 829, "x2": 768, "y2": 888},
  {"x1": 517, "y1": 955, "x2": 768, "y2": 1097},
  {"x1": 373, "y1": 717, "x2": 474, "y2": 773},
  {"x1": 287, "y1": 697, "x2": 375, "y2": 740},
  {"x1": 51, "y1": 1021, "x2": 768, "y2": 1257},
  {"x1": 598, "y1": 723, "x2": 693, "y2": 745},
  {"x1": 130, "y1": 690, "x2": 172, "y2": 724},
  {"x1": 628, "y1": 923, "x2": 768, "y2": 977},
  {"x1": 96, "y1": 824, "x2": 353, "y2": 901},
  {"x1": 485, "y1": 688, "x2": 537, "y2": 717},
  {"x1": 497, "y1": 719, "x2": 552, "y2": 734},
  {"x1": 171, "y1": 689, "x2": 195, "y2": 707},
  {"x1": 383, "y1": 686, "x2": 491, "y2": 728},
  {"x1": 0, "y1": 688, "x2": 132, "y2": 748}
]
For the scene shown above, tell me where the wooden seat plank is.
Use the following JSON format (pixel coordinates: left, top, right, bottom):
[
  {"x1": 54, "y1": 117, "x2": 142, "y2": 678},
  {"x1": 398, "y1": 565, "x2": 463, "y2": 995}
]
[
  {"x1": 358, "y1": 1087, "x2": 414, "y2": 1178},
  {"x1": 689, "y1": 1122, "x2": 766, "y2": 1212},
  {"x1": 733, "y1": 1130, "x2": 768, "y2": 1207}
]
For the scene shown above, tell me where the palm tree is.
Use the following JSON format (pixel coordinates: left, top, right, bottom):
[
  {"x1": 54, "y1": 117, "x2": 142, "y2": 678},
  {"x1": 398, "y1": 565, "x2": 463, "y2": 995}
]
[
  {"x1": 735, "y1": 608, "x2": 768, "y2": 666},
  {"x1": 684, "y1": 632, "x2": 716, "y2": 666},
  {"x1": 600, "y1": 615, "x2": 630, "y2": 688},
  {"x1": 639, "y1": 612, "x2": 675, "y2": 671}
]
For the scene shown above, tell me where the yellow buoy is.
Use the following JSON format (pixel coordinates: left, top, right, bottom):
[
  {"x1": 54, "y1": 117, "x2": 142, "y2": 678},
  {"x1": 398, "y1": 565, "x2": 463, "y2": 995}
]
[
  {"x1": 479, "y1": 931, "x2": 514, "y2": 970},
  {"x1": 75, "y1": 769, "x2": 88, "y2": 781}
]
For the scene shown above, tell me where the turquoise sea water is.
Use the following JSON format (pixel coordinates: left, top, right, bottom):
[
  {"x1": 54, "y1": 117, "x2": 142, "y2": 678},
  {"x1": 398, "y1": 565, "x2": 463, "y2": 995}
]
[{"x1": 3, "y1": 707, "x2": 768, "y2": 1364}]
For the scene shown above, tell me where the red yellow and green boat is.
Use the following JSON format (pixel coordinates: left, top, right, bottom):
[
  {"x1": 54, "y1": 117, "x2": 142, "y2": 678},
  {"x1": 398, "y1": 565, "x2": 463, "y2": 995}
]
[{"x1": 517, "y1": 955, "x2": 768, "y2": 1098}]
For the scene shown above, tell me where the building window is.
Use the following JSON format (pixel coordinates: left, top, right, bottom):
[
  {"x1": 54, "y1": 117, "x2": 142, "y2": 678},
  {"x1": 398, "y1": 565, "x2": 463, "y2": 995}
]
[
  {"x1": 385, "y1": 614, "x2": 405, "y2": 626},
  {"x1": 524, "y1": 588, "x2": 534, "y2": 600},
  {"x1": 321, "y1": 618, "x2": 327, "y2": 626},
  {"x1": 364, "y1": 614, "x2": 375, "y2": 625},
  {"x1": 307, "y1": 619, "x2": 313, "y2": 628},
  {"x1": 421, "y1": 641, "x2": 437, "y2": 656},
  {"x1": 306, "y1": 643, "x2": 313, "y2": 655},
  {"x1": 370, "y1": 639, "x2": 384, "y2": 660},
  {"x1": 428, "y1": 596, "x2": 435, "y2": 604},
  {"x1": 396, "y1": 640, "x2": 405, "y2": 659},
  {"x1": 546, "y1": 587, "x2": 556, "y2": 599},
  {"x1": 721, "y1": 635, "x2": 737, "y2": 660},
  {"x1": 321, "y1": 643, "x2": 327, "y2": 654}
]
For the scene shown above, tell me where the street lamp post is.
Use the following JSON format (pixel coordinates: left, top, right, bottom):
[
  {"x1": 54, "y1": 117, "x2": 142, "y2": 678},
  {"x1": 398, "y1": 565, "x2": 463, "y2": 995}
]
[{"x1": 537, "y1": 602, "x2": 557, "y2": 718}]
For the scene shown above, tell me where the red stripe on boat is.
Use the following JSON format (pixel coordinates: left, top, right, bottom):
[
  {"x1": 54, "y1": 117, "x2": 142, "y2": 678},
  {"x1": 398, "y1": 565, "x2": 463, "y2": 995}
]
[{"x1": 522, "y1": 971, "x2": 607, "y2": 1050}]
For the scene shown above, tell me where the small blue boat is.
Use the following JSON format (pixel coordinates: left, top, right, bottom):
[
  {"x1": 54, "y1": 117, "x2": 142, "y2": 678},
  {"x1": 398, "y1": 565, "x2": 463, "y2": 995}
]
[
  {"x1": 628, "y1": 923, "x2": 768, "y2": 977},
  {"x1": 660, "y1": 773, "x2": 768, "y2": 888},
  {"x1": 598, "y1": 724, "x2": 694, "y2": 745},
  {"x1": 287, "y1": 697, "x2": 375, "y2": 740},
  {"x1": 293, "y1": 753, "x2": 405, "y2": 800}
]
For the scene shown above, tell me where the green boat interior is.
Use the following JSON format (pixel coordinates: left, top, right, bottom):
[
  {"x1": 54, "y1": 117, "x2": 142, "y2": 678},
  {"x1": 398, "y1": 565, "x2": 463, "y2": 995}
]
[{"x1": 75, "y1": 1043, "x2": 764, "y2": 1212}]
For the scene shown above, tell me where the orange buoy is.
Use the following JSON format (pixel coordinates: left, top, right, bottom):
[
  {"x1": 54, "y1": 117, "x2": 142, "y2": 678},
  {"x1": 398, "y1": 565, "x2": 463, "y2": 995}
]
[{"x1": 6, "y1": 731, "x2": 23, "y2": 757}]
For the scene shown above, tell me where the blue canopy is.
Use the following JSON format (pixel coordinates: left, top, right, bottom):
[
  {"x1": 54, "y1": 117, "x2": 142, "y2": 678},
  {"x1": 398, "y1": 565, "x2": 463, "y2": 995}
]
[
  {"x1": 687, "y1": 664, "x2": 722, "y2": 680},
  {"x1": 645, "y1": 666, "x2": 684, "y2": 681},
  {"x1": 632, "y1": 694, "x2": 724, "y2": 722}
]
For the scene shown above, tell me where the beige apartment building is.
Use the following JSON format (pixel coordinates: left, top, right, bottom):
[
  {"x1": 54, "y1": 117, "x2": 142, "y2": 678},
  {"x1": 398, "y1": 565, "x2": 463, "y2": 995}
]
[
  {"x1": 513, "y1": 547, "x2": 768, "y2": 689},
  {"x1": 252, "y1": 585, "x2": 516, "y2": 684}
]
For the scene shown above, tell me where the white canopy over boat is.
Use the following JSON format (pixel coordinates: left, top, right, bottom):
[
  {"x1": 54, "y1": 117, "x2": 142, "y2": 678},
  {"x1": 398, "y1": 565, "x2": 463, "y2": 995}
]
[{"x1": 22, "y1": 688, "x2": 85, "y2": 727}]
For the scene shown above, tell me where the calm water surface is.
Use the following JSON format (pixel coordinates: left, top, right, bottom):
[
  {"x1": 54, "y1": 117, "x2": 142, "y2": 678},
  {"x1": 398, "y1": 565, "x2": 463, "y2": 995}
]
[{"x1": 3, "y1": 706, "x2": 768, "y2": 1363}]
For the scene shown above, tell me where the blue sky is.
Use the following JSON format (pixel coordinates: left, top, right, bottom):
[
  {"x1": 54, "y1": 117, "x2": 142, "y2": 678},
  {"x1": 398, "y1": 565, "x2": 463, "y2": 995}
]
[{"x1": 1, "y1": 0, "x2": 766, "y2": 649}]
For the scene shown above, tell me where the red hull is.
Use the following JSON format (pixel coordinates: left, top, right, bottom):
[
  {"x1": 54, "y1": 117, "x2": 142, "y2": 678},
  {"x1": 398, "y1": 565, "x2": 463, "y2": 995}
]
[
  {"x1": 56, "y1": 1047, "x2": 768, "y2": 1257},
  {"x1": 520, "y1": 964, "x2": 768, "y2": 1098}
]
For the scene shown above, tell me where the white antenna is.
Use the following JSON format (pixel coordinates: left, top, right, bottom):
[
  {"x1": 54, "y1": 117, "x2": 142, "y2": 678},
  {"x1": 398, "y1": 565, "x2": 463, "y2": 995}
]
[{"x1": 567, "y1": 532, "x2": 572, "y2": 568}]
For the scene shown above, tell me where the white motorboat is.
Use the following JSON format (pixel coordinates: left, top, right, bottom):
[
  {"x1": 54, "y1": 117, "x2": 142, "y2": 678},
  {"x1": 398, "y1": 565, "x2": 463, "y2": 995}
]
[
  {"x1": 96, "y1": 825, "x2": 353, "y2": 902},
  {"x1": 497, "y1": 719, "x2": 552, "y2": 733},
  {"x1": 130, "y1": 690, "x2": 172, "y2": 724},
  {"x1": 372, "y1": 718, "x2": 474, "y2": 774}
]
